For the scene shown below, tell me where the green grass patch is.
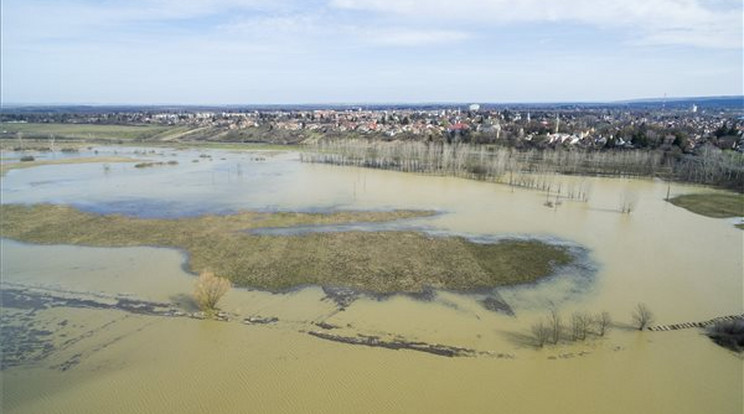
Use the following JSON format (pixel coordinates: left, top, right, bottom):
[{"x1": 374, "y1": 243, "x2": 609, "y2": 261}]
[
  {"x1": 1, "y1": 156, "x2": 141, "y2": 176},
  {"x1": 668, "y1": 193, "x2": 744, "y2": 219},
  {"x1": 0, "y1": 204, "x2": 572, "y2": 293},
  {"x1": 1, "y1": 123, "x2": 175, "y2": 141}
]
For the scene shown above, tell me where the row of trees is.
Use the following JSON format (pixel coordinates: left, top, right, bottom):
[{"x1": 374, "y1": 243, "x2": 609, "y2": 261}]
[
  {"x1": 531, "y1": 310, "x2": 612, "y2": 348},
  {"x1": 531, "y1": 304, "x2": 654, "y2": 348},
  {"x1": 302, "y1": 140, "x2": 743, "y2": 190}
]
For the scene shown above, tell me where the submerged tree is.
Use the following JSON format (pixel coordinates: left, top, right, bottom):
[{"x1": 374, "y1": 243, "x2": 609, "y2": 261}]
[
  {"x1": 193, "y1": 271, "x2": 231, "y2": 312},
  {"x1": 595, "y1": 311, "x2": 612, "y2": 336},
  {"x1": 531, "y1": 320, "x2": 551, "y2": 348},
  {"x1": 549, "y1": 309, "x2": 563, "y2": 344},
  {"x1": 632, "y1": 303, "x2": 654, "y2": 330},
  {"x1": 571, "y1": 312, "x2": 591, "y2": 341}
]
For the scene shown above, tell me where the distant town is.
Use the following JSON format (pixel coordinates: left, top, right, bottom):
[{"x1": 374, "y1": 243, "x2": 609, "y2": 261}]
[{"x1": 2, "y1": 97, "x2": 743, "y2": 153}]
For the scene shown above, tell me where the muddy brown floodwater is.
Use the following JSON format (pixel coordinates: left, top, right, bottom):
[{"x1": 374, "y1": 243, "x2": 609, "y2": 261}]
[{"x1": 1, "y1": 148, "x2": 742, "y2": 414}]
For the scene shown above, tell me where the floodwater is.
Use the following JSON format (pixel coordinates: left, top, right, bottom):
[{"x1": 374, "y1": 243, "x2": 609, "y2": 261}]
[{"x1": 1, "y1": 147, "x2": 742, "y2": 414}]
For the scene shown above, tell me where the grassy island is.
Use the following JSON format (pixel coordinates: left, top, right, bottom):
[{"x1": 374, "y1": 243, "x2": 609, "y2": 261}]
[
  {"x1": 0, "y1": 204, "x2": 573, "y2": 293},
  {"x1": 668, "y1": 193, "x2": 744, "y2": 229}
]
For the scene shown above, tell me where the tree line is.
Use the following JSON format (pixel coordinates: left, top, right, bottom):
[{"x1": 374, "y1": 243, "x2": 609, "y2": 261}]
[
  {"x1": 531, "y1": 304, "x2": 654, "y2": 348},
  {"x1": 301, "y1": 140, "x2": 743, "y2": 191}
]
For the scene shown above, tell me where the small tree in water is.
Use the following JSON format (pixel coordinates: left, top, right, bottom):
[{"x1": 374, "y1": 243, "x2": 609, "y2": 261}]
[
  {"x1": 531, "y1": 320, "x2": 551, "y2": 348},
  {"x1": 549, "y1": 309, "x2": 562, "y2": 344},
  {"x1": 193, "y1": 271, "x2": 231, "y2": 312},
  {"x1": 632, "y1": 303, "x2": 654, "y2": 330},
  {"x1": 595, "y1": 311, "x2": 612, "y2": 336}
]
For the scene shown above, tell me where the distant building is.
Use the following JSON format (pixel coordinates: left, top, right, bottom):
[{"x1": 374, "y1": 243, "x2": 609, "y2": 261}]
[{"x1": 469, "y1": 104, "x2": 481, "y2": 112}]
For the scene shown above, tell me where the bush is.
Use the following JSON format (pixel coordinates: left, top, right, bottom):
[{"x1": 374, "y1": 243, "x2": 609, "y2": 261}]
[
  {"x1": 570, "y1": 312, "x2": 591, "y2": 341},
  {"x1": 706, "y1": 319, "x2": 744, "y2": 352},
  {"x1": 548, "y1": 309, "x2": 562, "y2": 344},
  {"x1": 193, "y1": 271, "x2": 231, "y2": 311},
  {"x1": 595, "y1": 311, "x2": 611, "y2": 336},
  {"x1": 20, "y1": 155, "x2": 35, "y2": 162},
  {"x1": 531, "y1": 321, "x2": 550, "y2": 348},
  {"x1": 632, "y1": 303, "x2": 654, "y2": 330}
]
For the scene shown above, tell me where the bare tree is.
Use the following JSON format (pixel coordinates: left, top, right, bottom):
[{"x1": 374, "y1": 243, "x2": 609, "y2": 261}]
[
  {"x1": 531, "y1": 320, "x2": 551, "y2": 348},
  {"x1": 549, "y1": 309, "x2": 562, "y2": 344},
  {"x1": 632, "y1": 303, "x2": 654, "y2": 330},
  {"x1": 571, "y1": 312, "x2": 591, "y2": 341},
  {"x1": 595, "y1": 311, "x2": 612, "y2": 336},
  {"x1": 303, "y1": 140, "x2": 742, "y2": 191},
  {"x1": 193, "y1": 271, "x2": 231, "y2": 312}
]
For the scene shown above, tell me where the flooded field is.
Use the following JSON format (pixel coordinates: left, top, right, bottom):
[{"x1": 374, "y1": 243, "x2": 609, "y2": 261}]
[{"x1": 1, "y1": 147, "x2": 742, "y2": 414}]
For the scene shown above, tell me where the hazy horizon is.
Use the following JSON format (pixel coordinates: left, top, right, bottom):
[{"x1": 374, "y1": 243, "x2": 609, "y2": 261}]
[
  {"x1": 2, "y1": 95, "x2": 742, "y2": 109},
  {"x1": 3, "y1": 0, "x2": 742, "y2": 105}
]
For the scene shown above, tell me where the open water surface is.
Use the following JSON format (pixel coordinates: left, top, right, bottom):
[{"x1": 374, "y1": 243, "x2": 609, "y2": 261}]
[{"x1": 1, "y1": 147, "x2": 741, "y2": 414}]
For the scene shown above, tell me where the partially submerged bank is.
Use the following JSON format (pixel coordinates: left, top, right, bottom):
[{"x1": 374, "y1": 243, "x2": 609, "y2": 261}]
[
  {"x1": 0, "y1": 204, "x2": 573, "y2": 293},
  {"x1": 0, "y1": 156, "x2": 141, "y2": 176},
  {"x1": 667, "y1": 193, "x2": 744, "y2": 218},
  {"x1": 667, "y1": 193, "x2": 744, "y2": 229}
]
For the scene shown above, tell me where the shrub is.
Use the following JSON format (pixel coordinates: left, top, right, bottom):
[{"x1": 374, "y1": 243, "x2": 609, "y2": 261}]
[
  {"x1": 20, "y1": 155, "x2": 35, "y2": 162},
  {"x1": 549, "y1": 309, "x2": 562, "y2": 344},
  {"x1": 531, "y1": 321, "x2": 550, "y2": 348},
  {"x1": 595, "y1": 311, "x2": 611, "y2": 336},
  {"x1": 706, "y1": 319, "x2": 744, "y2": 352},
  {"x1": 570, "y1": 312, "x2": 591, "y2": 341},
  {"x1": 193, "y1": 271, "x2": 231, "y2": 312}
]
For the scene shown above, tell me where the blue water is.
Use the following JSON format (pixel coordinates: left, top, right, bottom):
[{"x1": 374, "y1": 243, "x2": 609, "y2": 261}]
[{"x1": 1, "y1": 147, "x2": 349, "y2": 218}]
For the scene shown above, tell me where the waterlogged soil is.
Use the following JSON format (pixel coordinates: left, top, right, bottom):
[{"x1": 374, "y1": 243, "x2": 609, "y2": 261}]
[
  {"x1": 0, "y1": 204, "x2": 573, "y2": 293},
  {"x1": 1, "y1": 147, "x2": 742, "y2": 414}
]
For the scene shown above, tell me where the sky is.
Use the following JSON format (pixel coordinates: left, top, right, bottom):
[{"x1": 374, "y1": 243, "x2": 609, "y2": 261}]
[{"x1": 2, "y1": 0, "x2": 742, "y2": 105}]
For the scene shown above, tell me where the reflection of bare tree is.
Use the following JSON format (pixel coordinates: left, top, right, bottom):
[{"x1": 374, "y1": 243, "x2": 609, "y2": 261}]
[{"x1": 619, "y1": 190, "x2": 638, "y2": 214}]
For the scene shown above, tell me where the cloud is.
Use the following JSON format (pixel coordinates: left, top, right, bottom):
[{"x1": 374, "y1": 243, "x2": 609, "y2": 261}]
[
  {"x1": 4, "y1": 0, "x2": 471, "y2": 51},
  {"x1": 2, "y1": 0, "x2": 290, "y2": 44},
  {"x1": 330, "y1": 0, "x2": 743, "y2": 48},
  {"x1": 350, "y1": 27, "x2": 471, "y2": 46},
  {"x1": 3, "y1": 0, "x2": 741, "y2": 104}
]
